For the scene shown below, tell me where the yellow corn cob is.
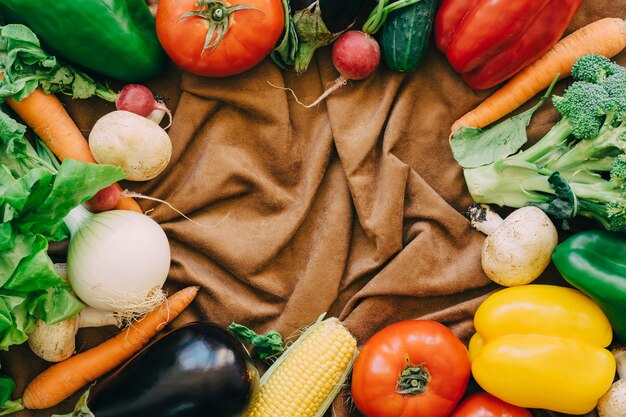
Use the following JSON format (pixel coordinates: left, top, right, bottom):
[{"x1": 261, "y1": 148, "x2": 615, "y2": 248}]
[{"x1": 243, "y1": 316, "x2": 358, "y2": 417}]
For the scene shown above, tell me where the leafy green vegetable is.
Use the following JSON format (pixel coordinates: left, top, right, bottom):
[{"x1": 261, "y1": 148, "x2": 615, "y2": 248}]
[
  {"x1": 456, "y1": 55, "x2": 626, "y2": 231},
  {"x1": 451, "y1": 74, "x2": 559, "y2": 168},
  {"x1": 270, "y1": 0, "x2": 298, "y2": 69},
  {"x1": 229, "y1": 322, "x2": 284, "y2": 360},
  {"x1": 531, "y1": 172, "x2": 578, "y2": 221},
  {"x1": 0, "y1": 24, "x2": 117, "y2": 103},
  {"x1": 0, "y1": 374, "x2": 22, "y2": 415},
  {"x1": 0, "y1": 108, "x2": 126, "y2": 408}
]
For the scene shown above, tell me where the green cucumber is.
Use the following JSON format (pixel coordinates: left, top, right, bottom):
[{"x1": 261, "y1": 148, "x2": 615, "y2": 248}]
[{"x1": 381, "y1": 0, "x2": 438, "y2": 72}]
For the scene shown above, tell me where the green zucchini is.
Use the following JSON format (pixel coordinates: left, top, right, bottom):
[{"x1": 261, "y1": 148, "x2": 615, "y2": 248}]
[{"x1": 381, "y1": 0, "x2": 438, "y2": 72}]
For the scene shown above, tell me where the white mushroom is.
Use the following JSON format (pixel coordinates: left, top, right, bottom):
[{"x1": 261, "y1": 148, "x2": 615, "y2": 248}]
[
  {"x1": 597, "y1": 347, "x2": 626, "y2": 417},
  {"x1": 466, "y1": 204, "x2": 558, "y2": 286}
]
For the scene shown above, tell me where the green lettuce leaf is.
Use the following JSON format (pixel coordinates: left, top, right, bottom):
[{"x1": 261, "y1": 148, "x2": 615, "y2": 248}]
[
  {"x1": 0, "y1": 293, "x2": 35, "y2": 349},
  {"x1": 0, "y1": 24, "x2": 117, "y2": 103},
  {"x1": 30, "y1": 285, "x2": 84, "y2": 325},
  {"x1": 19, "y1": 159, "x2": 125, "y2": 240}
]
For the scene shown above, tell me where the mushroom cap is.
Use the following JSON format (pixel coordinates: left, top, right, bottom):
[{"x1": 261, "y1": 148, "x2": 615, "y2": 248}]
[
  {"x1": 481, "y1": 206, "x2": 558, "y2": 286},
  {"x1": 598, "y1": 379, "x2": 626, "y2": 417}
]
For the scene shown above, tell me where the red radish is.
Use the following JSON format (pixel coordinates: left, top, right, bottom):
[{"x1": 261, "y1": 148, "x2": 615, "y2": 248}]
[
  {"x1": 304, "y1": 31, "x2": 380, "y2": 107},
  {"x1": 85, "y1": 184, "x2": 122, "y2": 213},
  {"x1": 116, "y1": 84, "x2": 172, "y2": 128}
]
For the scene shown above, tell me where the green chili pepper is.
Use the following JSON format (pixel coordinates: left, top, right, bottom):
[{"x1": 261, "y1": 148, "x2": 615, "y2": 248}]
[
  {"x1": 553, "y1": 230, "x2": 626, "y2": 344},
  {"x1": 0, "y1": 0, "x2": 167, "y2": 82}
]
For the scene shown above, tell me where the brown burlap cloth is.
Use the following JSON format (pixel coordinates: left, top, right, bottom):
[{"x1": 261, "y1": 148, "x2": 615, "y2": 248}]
[{"x1": 3, "y1": 1, "x2": 625, "y2": 416}]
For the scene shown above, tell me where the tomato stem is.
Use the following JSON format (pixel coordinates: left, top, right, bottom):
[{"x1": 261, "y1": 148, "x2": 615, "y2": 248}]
[
  {"x1": 177, "y1": 0, "x2": 263, "y2": 54},
  {"x1": 395, "y1": 355, "x2": 430, "y2": 395}
]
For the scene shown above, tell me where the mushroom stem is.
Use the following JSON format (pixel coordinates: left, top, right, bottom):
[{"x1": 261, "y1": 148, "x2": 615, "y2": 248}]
[
  {"x1": 78, "y1": 307, "x2": 118, "y2": 328},
  {"x1": 466, "y1": 203, "x2": 504, "y2": 236}
]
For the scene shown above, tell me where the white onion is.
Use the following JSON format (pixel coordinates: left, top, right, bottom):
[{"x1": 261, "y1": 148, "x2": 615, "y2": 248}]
[{"x1": 65, "y1": 205, "x2": 170, "y2": 313}]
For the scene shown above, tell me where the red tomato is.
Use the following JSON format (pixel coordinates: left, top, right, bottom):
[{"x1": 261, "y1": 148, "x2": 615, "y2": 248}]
[
  {"x1": 156, "y1": 0, "x2": 284, "y2": 77},
  {"x1": 451, "y1": 393, "x2": 534, "y2": 417},
  {"x1": 351, "y1": 320, "x2": 471, "y2": 417}
]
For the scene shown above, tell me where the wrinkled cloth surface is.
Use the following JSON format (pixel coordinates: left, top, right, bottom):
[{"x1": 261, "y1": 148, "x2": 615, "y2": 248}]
[{"x1": 3, "y1": 1, "x2": 625, "y2": 416}]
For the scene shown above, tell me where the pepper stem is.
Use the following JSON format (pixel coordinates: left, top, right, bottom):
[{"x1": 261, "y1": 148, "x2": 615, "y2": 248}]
[
  {"x1": 177, "y1": 0, "x2": 263, "y2": 54},
  {"x1": 395, "y1": 355, "x2": 430, "y2": 395}
]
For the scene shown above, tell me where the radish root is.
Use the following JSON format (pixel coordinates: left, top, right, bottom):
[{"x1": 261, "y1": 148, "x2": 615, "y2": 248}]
[
  {"x1": 268, "y1": 76, "x2": 349, "y2": 108},
  {"x1": 123, "y1": 190, "x2": 231, "y2": 229},
  {"x1": 154, "y1": 96, "x2": 173, "y2": 129}
]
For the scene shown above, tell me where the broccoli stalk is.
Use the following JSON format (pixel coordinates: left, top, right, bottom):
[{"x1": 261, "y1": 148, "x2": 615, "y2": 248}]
[{"x1": 454, "y1": 55, "x2": 626, "y2": 232}]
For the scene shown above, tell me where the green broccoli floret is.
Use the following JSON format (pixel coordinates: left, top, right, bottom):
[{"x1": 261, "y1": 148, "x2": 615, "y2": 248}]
[
  {"x1": 606, "y1": 201, "x2": 626, "y2": 232},
  {"x1": 571, "y1": 54, "x2": 623, "y2": 84},
  {"x1": 603, "y1": 71, "x2": 626, "y2": 121},
  {"x1": 552, "y1": 81, "x2": 611, "y2": 139},
  {"x1": 457, "y1": 56, "x2": 626, "y2": 232}
]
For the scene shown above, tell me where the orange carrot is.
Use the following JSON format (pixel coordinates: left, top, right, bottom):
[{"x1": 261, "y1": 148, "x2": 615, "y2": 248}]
[
  {"x1": 0, "y1": 78, "x2": 141, "y2": 212},
  {"x1": 451, "y1": 18, "x2": 626, "y2": 134},
  {"x1": 21, "y1": 286, "x2": 199, "y2": 410}
]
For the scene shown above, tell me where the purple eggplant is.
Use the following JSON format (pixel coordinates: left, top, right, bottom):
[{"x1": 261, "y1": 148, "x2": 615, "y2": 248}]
[
  {"x1": 290, "y1": 0, "x2": 368, "y2": 73},
  {"x1": 66, "y1": 322, "x2": 259, "y2": 417}
]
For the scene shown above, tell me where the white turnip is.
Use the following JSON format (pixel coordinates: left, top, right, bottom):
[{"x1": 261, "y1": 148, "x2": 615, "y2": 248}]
[{"x1": 89, "y1": 110, "x2": 172, "y2": 181}]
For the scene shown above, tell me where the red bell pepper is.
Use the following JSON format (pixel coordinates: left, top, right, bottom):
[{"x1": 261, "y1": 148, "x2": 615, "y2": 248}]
[{"x1": 434, "y1": 0, "x2": 583, "y2": 90}]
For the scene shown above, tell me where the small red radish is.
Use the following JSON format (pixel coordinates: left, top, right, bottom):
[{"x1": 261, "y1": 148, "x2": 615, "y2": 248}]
[
  {"x1": 116, "y1": 84, "x2": 172, "y2": 128},
  {"x1": 304, "y1": 31, "x2": 380, "y2": 107},
  {"x1": 85, "y1": 184, "x2": 122, "y2": 213}
]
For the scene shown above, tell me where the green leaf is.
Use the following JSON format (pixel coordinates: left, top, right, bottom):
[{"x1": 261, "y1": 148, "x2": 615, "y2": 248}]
[
  {"x1": 0, "y1": 233, "x2": 39, "y2": 287},
  {"x1": 0, "y1": 376, "x2": 15, "y2": 406},
  {"x1": 4, "y1": 237, "x2": 62, "y2": 292},
  {"x1": 0, "y1": 293, "x2": 35, "y2": 349},
  {"x1": 0, "y1": 109, "x2": 55, "y2": 176},
  {"x1": 270, "y1": 0, "x2": 298, "y2": 68},
  {"x1": 19, "y1": 159, "x2": 125, "y2": 240},
  {"x1": 52, "y1": 388, "x2": 93, "y2": 417},
  {"x1": 0, "y1": 23, "x2": 116, "y2": 103},
  {"x1": 531, "y1": 172, "x2": 578, "y2": 219},
  {"x1": 0, "y1": 223, "x2": 13, "y2": 252},
  {"x1": 451, "y1": 74, "x2": 560, "y2": 168},
  {"x1": 451, "y1": 106, "x2": 540, "y2": 168},
  {"x1": 8, "y1": 168, "x2": 54, "y2": 214},
  {"x1": 30, "y1": 285, "x2": 83, "y2": 325},
  {"x1": 229, "y1": 322, "x2": 284, "y2": 360},
  {"x1": 291, "y1": 7, "x2": 341, "y2": 74},
  {"x1": 34, "y1": 138, "x2": 61, "y2": 171}
]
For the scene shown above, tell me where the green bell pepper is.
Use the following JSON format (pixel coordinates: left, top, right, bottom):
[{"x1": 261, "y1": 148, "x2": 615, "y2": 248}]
[
  {"x1": 553, "y1": 230, "x2": 626, "y2": 344},
  {"x1": 0, "y1": 0, "x2": 167, "y2": 82}
]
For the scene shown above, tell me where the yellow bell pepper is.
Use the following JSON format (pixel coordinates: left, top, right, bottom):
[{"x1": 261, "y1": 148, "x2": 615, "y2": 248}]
[{"x1": 469, "y1": 285, "x2": 615, "y2": 415}]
